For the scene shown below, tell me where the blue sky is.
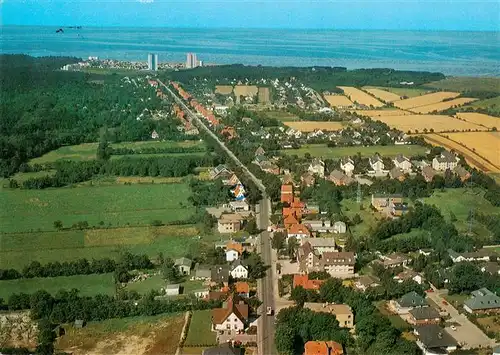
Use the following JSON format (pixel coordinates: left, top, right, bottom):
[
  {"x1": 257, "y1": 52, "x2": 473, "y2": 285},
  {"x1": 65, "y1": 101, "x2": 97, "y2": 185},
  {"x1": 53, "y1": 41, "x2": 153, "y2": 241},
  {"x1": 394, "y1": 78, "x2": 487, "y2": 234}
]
[{"x1": 1, "y1": 0, "x2": 499, "y2": 31}]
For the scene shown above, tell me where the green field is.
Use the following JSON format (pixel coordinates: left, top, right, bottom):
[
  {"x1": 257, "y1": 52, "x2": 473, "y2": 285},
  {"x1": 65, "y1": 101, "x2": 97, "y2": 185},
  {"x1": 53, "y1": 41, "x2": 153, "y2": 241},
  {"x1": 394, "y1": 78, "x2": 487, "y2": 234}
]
[
  {"x1": 0, "y1": 273, "x2": 115, "y2": 300},
  {"x1": 0, "y1": 183, "x2": 195, "y2": 233},
  {"x1": 342, "y1": 198, "x2": 382, "y2": 238},
  {"x1": 264, "y1": 110, "x2": 300, "y2": 121},
  {"x1": 466, "y1": 96, "x2": 500, "y2": 115},
  {"x1": 10, "y1": 170, "x2": 57, "y2": 183},
  {"x1": 124, "y1": 275, "x2": 204, "y2": 296},
  {"x1": 184, "y1": 310, "x2": 217, "y2": 347},
  {"x1": 30, "y1": 140, "x2": 205, "y2": 165},
  {"x1": 281, "y1": 144, "x2": 427, "y2": 159},
  {"x1": 422, "y1": 188, "x2": 500, "y2": 239},
  {"x1": 364, "y1": 86, "x2": 430, "y2": 98},
  {"x1": 425, "y1": 77, "x2": 500, "y2": 94}
]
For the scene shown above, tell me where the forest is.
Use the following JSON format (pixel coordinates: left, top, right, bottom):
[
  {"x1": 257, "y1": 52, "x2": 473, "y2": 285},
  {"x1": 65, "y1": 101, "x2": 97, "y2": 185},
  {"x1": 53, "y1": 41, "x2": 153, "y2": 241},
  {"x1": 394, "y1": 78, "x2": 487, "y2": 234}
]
[
  {"x1": 168, "y1": 64, "x2": 446, "y2": 91},
  {"x1": 0, "y1": 55, "x2": 184, "y2": 177}
]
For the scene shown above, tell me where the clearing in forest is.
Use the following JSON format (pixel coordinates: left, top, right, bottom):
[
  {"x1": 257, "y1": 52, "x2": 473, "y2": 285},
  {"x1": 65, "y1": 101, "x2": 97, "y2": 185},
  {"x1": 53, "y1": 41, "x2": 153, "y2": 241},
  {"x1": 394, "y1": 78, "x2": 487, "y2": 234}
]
[
  {"x1": 394, "y1": 92, "x2": 460, "y2": 110},
  {"x1": 337, "y1": 86, "x2": 384, "y2": 107}
]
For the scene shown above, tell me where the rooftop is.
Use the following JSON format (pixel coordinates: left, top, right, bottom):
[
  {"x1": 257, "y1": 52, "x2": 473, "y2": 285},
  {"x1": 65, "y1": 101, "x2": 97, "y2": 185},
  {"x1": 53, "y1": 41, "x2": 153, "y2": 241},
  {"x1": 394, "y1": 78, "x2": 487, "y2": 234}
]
[
  {"x1": 415, "y1": 324, "x2": 457, "y2": 349},
  {"x1": 304, "y1": 302, "x2": 353, "y2": 315},
  {"x1": 409, "y1": 306, "x2": 440, "y2": 320}
]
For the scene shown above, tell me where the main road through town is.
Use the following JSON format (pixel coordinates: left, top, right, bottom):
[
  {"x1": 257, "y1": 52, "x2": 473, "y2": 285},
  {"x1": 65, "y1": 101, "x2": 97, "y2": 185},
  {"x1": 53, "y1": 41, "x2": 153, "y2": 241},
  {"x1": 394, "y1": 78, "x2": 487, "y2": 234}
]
[{"x1": 158, "y1": 79, "x2": 276, "y2": 355}]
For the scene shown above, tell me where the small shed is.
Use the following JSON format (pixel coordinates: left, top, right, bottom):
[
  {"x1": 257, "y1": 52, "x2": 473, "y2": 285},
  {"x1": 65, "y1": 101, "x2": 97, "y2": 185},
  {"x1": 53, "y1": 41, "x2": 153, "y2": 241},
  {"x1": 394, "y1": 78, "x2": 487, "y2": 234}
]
[
  {"x1": 74, "y1": 319, "x2": 85, "y2": 328},
  {"x1": 165, "y1": 284, "x2": 181, "y2": 296}
]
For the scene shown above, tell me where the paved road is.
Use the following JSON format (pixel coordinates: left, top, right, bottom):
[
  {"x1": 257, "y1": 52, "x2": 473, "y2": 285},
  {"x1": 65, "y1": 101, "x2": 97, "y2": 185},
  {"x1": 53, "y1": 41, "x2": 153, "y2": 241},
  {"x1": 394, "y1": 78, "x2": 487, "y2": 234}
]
[
  {"x1": 426, "y1": 288, "x2": 496, "y2": 349},
  {"x1": 159, "y1": 79, "x2": 275, "y2": 355}
]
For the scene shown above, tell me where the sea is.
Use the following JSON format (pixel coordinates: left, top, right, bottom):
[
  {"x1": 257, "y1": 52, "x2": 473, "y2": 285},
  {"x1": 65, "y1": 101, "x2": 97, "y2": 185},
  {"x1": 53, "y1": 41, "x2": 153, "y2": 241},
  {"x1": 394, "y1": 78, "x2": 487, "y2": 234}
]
[{"x1": 1, "y1": 26, "x2": 499, "y2": 76}]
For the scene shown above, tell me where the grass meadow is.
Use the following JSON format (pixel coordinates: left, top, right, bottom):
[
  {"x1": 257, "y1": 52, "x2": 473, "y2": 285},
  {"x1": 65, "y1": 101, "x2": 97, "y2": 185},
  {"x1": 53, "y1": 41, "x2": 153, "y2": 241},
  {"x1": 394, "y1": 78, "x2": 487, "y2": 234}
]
[
  {"x1": 0, "y1": 273, "x2": 116, "y2": 300},
  {"x1": 184, "y1": 310, "x2": 217, "y2": 347},
  {"x1": 363, "y1": 86, "x2": 429, "y2": 98},
  {"x1": 425, "y1": 77, "x2": 500, "y2": 93},
  {"x1": 281, "y1": 144, "x2": 427, "y2": 159}
]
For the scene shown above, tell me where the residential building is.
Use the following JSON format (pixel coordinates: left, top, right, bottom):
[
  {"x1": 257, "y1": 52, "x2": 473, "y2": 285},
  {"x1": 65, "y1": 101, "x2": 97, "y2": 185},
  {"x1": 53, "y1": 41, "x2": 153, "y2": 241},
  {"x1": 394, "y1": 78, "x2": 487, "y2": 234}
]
[
  {"x1": 321, "y1": 252, "x2": 356, "y2": 276},
  {"x1": 432, "y1": 151, "x2": 459, "y2": 171},
  {"x1": 191, "y1": 264, "x2": 212, "y2": 280},
  {"x1": 165, "y1": 284, "x2": 180, "y2": 296},
  {"x1": 228, "y1": 200, "x2": 249, "y2": 212},
  {"x1": 209, "y1": 291, "x2": 228, "y2": 301},
  {"x1": 304, "y1": 341, "x2": 343, "y2": 355},
  {"x1": 304, "y1": 303, "x2": 354, "y2": 328},
  {"x1": 228, "y1": 174, "x2": 241, "y2": 186},
  {"x1": 377, "y1": 253, "x2": 411, "y2": 268},
  {"x1": 369, "y1": 154, "x2": 385, "y2": 172},
  {"x1": 393, "y1": 155, "x2": 412, "y2": 172},
  {"x1": 235, "y1": 281, "x2": 250, "y2": 297},
  {"x1": 301, "y1": 238, "x2": 338, "y2": 254},
  {"x1": 389, "y1": 167, "x2": 406, "y2": 181},
  {"x1": 448, "y1": 249, "x2": 493, "y2": 263},
  {"x1": 226, "y1": 248, "x2": 240, "y2": 262},
  {"x1": 203, "y1": 344, "x2": 243, "y2": 355},
  {"x1": 308, "y1": 158, "x2": 325, "y2": 178},
  {"x1": 421, "y1": 166, "x2": 438, "y2": 182},
  {"x1": 340, "y1": 157, "x2": 355, "y2": 176},
  {"x1": 255, "y1": 146, "x2": 266, "y2": 156},
  {"x1": 394, "y1": 270, "x2": 423, "y2": 284},
  {"x1": 328, "y1": 170, "x2": 354, "y2": 186},
  {"x1": 211, "y1": 265, "x2": 230, "y2": 285},
  {"x1": 464, "y1": 288, "x2": 500, "y2": 314},
  {"x1": 391, "y1": 202, "x2": 409, "y2": 218},
  {"x1": 493, "y1": 346, "x2": 500, "y2": 355},
  {"x1": 193, "y1": 288, "x2": 210, "y2": 299},
  {"x1": 333, "y1": 221, "x2": 347, "y2": 234},
  {"x1": 210, "y1": 164, "x2": 233, "y2": 182},
  {"x1": 287, "y1": 224, "x2": 311, "y2": 241},
  {"x1": 414, "y1": 325, "x2": 458, "y2": 354},
  {"x1": 454, "y1": 166, "x2": 471, "y2": 181},
  {"x1": 147, "y1": 53, "x2": 158, "y2": 71},
  {"x1": 481, "y1": 262, "x2": 500, "y2": 275},
  {"x1": 284, "y1": 213, "x2": 299, "y2": 228},
  {"x1": 408, "y1": 307, "x2": 441, "y2": 325},
  {"x1": 211, "y1": 295, "x2": 249, "y2": 333},
  {"x1": 293, "y1": 274, "x2": 324, "y2": 291},
  {"x1": 354, "y1": 275, "x2": 380, "y2": 292},
  {"x1": 230, "y1": 259, "x2": 249, "y2": 279},
  {"x1": 174, "y1": 257, "x2": 192, "y2": 275},
  {"x1": 186, "y1": 52, "x2": 198, "y2": 69},
  {"x1": 304, "y1": 220, "x2": 333, "y2": 233},
  {"x1": 301, "y1": 172, "x2": 316, "y2": 187},
  {"x1": 281, "y1": 184, "x2": 294, "y2": 204},
  {"x1": 393, "y1": 291, "x2": 427, "y2": 314},
  {"x1": 371, "y1": 194, "x2": 403, "y2": 211},
  {"x1": 218, "y1": 214, "x2": 244, "y2": 234}
]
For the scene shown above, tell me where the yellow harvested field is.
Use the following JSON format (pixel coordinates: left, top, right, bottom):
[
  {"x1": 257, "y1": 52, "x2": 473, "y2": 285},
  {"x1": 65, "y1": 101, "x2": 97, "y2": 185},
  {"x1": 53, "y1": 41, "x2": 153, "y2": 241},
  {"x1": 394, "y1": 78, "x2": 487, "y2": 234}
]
[
  {"x1": 394, "y1": 92, "x2": 460, "y2": 109},
  {"x1": 352, "y1": 109, "x2": 411, "y2": 117},
  {"x1": 362, "y1": 88, "x2": 402, "y2": 103},
  {"x1": 375, "y1": 114, "x2": 486, "y2": 133},
  {"x1": 422, "y1": 133, "x2": 499, "y2": 173},
  {"x1": 234, "y1": 85, "x2": 258, "y2": 97},
  {"x1": 411, "y1": 98, "x2": 478, "y2": 114},
  {"x1": 324, "y1": 94, "x2": 354, "y2": 107},
  {"x1": 446, "y1": 132, "x2": 500, "y2": 167},
  {"x1": 456, "y1": 112, "x2": 500, "y2": 129},
  {"x1": 284, "y1": 121, "x2": 343, "y2": 132},
  {"x1": 338, "y1": 86, "x2": 384, "y2": 107},
  {"x1": 215, "y1": 85, "x2": 233, "y2": 95}
]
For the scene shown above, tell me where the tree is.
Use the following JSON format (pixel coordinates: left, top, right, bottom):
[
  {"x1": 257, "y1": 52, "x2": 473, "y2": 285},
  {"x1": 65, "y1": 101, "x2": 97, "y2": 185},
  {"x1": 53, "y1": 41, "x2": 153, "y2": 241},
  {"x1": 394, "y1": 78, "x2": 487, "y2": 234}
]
[
  {"x1": 448, "y1": 262, "x2": 484, "y2": 294},
  {"x1": 162, "y1": 259, "x2": 180, "y2": 283},
  {"x1": 275, "y1": 323, "x2": 296, "y2": 355},
  {"x1": 53, "y1": 220, "x2": 63, "y2": 230},
  {"x1": 287, "y1": 237, "x2": 299, "y2": 259},
  {"x1": 352, "y1": 214, "x2": 362, "y2": 225},
  {"x1": 244, "y1": 253, "x2": 268, "y2": 280},
  {"x1": 96, "y1": 139, "x2": 111, "y2": 161},
  {"x1": 272, "y1": 232, "x2": 286, "y2": 251},
  {"x1": 290, "y1": 286, "x2": 308, "y2": 307},
  {"x1": 245, "y1": 218, "x2": 260, "y2": 235}
]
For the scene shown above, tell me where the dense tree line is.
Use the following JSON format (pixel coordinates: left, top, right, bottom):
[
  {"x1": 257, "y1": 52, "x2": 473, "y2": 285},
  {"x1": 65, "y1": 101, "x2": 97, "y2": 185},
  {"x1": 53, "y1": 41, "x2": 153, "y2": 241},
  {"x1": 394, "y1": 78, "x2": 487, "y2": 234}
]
[
  {"x1": 111, "y1": 146, "x2": 205, "y2": 155},
  {"x1": 3, "y1": 288, "x2": 221, "y2": 324},
  {"x1": 0, "y1": 252, "x2": 153, "y2": 281},
  {"x1": 169, "y1": 64, "x2": 445, "y2": 91},
  {"x1": 277, "y1": 278, "x2": 421, "y2": 355},
  {"x1": 19, "y1": 154, "x2": 219, "y2": 189},
  {"x1": 0, "y1": 55, "x2": 185, "y2": 177}
]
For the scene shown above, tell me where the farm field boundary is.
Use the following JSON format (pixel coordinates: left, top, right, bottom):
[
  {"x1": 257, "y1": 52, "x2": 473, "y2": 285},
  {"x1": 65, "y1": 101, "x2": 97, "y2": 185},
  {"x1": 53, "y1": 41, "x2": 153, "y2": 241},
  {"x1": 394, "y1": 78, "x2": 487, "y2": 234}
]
[
  {"x1": 410, "y1": 98, "x2": 478, "y2": 114},
  {"x1": 394, "y1": 92, "x2": 460, "y2": 110},
  {"x1": 455, "y1": 112, "x2": 500, "y2": 129},
  {"x1": 338, "y1": 86, "x2": 384, "y2": 107}
]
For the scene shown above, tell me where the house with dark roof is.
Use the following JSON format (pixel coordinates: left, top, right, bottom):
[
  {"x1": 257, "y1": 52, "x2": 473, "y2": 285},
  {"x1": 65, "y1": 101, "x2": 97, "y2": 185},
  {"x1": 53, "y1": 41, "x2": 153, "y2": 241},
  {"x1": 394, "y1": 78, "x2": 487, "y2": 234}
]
[
  {"x1": 481, "y1": 262, "x2": 500, "y2": 276},
  {"x1": 408, "y1": 306, "x2": 441, "y2": 325},
  {"x1": 210, "y1": 164, "x2": 233, "y2": 182},
  {"x1": 255, "y1": 146, "x2": 266, "y2": 156},
  {"x1": 354, "y1": 275, "x2": 380, "y2": 292},
  {"x1": 414, "y1": 325, "x2": 458, "y2": 354},
  {"x1": 448, "y1": 249, "x2": 493, "y2": 263},
  {"x1": 328, "y1": 169, "x2": 354, "y2": 186},
  {"x1": 421, "y1": 165, "x2": 438, "y2": 182},
  {"x1": 211, "y1": 295, "x2": 249, "y2": 333},
  {"x1": 454, "y1": 166, "x2": 471, "y2": 182},
  {"x1": 464, "y1": 288, "x2": 500, "y2": 314},
  {"x1": 393, "y1": 291, "x2": 427, "y2": 314},
  {"x1": 432, "y1": 151, "x2": 459, "y2": 171},
  {"x1": 191, "y1": 264, "x2": 212, "y2": 281},
  {"x1": 389, "y1": 167, "x2": 406, "y2": 181},
  {"x1": 393, "y1": 154, "x2": 412, "y2": 172},
  {"x1": 371, "y1": 194, "x2": 403, "y2": 211},
  {"x1": 301, "y1": 172, "x2": 316, "y2": 187},
  {"x1": 174, "y1": 257, "x2": 192, "y2": 275},
  {"x1": 211, "y1": 265, "x2": 230, "y2": 285}
]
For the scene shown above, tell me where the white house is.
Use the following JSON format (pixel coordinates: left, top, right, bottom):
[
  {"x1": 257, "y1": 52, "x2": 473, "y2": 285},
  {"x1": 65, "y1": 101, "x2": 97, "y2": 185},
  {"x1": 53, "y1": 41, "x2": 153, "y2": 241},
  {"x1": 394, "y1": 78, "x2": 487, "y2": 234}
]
[
  {"x1": 393, "y1": 155, "x2": 412, "y2": 172},
  {"x1": 369, "y1": 155, "x2": 385, "y2": 172},
  {"x1": 340, "y1": 157, "x2": 355, "y2": 176},
  {"x1": 164, "y1": 284, "x2": 181, "y2": 296},
  {"x1": 193, "y1": 288, "x2": 210, "y2": 299},
  {"x1": 432, "y1": 151, "x2": 459, "y2": 171},
  {"x1": 333, "y1": 221, "x2": 347, "y2": 234},
  {"x1": 212, "y1": 296, "x2": 248, "y2": 332},
  {"x1": 230, "y1": 260, "x2": 248, "y2": 279},
  {"x1": 308, "y1": 158, "x2": 325, "y2": 178},
  {"x1": 226, "y1": 248, "x2": 240, "y2": 262},
  {"x1": 287, "y1": 224, "x2": 311, "y2": 241}
]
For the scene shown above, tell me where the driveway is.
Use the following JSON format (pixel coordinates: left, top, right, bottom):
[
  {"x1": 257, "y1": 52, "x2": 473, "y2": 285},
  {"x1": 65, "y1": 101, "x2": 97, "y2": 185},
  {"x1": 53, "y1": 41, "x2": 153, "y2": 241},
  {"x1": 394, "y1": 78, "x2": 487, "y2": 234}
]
[{"x1": 426, "y1": 288, "x2": 496, "y2": 349}]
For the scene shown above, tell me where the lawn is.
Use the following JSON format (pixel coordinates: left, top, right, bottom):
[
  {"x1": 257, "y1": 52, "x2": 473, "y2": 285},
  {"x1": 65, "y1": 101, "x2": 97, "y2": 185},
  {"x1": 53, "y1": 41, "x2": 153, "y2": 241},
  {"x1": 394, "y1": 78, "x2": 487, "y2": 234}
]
[
  {"x1": 374, "y1": 301, "x2": 411, "y2": 330},
  {"x1": 56, "y1": 313, "x2": 185, "y2": 355},
  {"x1": 0, "y1": 225, "x2": 217, "y2": 270},
  {"x1": 422, "y1": 188, "x2": 500, "y2": 239},
  {"x1": 444, "y1": 293, "x2": 469, "y2": 308},
  {"x1": 11, "y1": 170, "x2": 57, "y2": 183},
  {"x1": 425, "y1": 77, "x2": 500, "y2": 94},
  {"x1": 364, "y1": 86, "x2": 430, "y2": 98},
  {"x1": 30, "y1": 140, "x2": 205, "y2": 165},
  {"x1": 467, "y1": 96, "x2": 500, "y2": 116},
  {"x1": 281, "y1": 144, "x2": 427, "y2": 159},
  {"x1": 0, "y1": 273, "x2": 115, "y2": 300},
  {"x1": 341, "y1": 198, "x2": 383, "y2": 238},
  {"x1": 125, "y1": 275, "x2": 204, "y2": 296},
  {"x1": 184, "y1": 310, "x2": 217, "y2": 347},
  {"x1": 264, "y1": 110, "x2": 300, "y2": 121},
  {"x1": 0, "y1": 182, "x2": 195, "y2": 233}
]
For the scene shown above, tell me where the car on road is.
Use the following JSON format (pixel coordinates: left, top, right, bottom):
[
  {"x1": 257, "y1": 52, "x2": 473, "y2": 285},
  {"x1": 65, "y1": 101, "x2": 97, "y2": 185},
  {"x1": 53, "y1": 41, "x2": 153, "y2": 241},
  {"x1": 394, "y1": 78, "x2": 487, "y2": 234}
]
[
  {"x1": 266, "y1": 307, "x2": 274, "y2": 316},
  {"x1": 451, "y1": 325, "x2": 457, "y2": 331},
  {"x1": 442, "y1": 300, "x2": 449, "y2": 306}
]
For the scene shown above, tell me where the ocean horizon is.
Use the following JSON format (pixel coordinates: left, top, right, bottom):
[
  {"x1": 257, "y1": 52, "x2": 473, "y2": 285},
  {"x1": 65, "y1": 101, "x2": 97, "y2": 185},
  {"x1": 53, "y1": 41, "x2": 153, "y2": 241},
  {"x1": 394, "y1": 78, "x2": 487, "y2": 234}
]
[{"x1": 1, "y1": 25, "x2": 499, "y2": 76}]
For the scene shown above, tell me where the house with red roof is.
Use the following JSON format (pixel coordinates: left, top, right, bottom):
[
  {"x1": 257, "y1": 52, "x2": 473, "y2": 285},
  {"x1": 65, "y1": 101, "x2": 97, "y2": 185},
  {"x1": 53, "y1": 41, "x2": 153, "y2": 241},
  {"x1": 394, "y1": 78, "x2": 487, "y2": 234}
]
[
  {"x1": 304, "y1": 341, "x2": 343, "y2": 355},
  {"x1": 235, "y1": 281, "x2": 250, "y2": 297},
  {"x1": 287, "y1": 223, "x2": 310, "y2": 241},
  {"x1": 293, "y1": 274, "x2": 324, "y2": 291},
  {"x1": 281, "y1": 184, "x2": 294, "y2": 204},
  {"x1": 211, "y1": 295, "x2": 249, "y2": 333}
]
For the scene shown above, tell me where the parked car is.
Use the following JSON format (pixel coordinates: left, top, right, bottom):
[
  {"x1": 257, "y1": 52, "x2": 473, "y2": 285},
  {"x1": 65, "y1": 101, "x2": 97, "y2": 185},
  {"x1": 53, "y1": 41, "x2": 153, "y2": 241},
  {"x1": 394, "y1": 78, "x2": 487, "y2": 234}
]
[
  {"x1": 266, "y1": 307, "x2": 274, "y2": 316},
  {"x1": 451, "y1": 325, "x2": 457, "y2": 331},
  {"x1": 442, "y1": 300, "x2": 448, "y2": 305}
]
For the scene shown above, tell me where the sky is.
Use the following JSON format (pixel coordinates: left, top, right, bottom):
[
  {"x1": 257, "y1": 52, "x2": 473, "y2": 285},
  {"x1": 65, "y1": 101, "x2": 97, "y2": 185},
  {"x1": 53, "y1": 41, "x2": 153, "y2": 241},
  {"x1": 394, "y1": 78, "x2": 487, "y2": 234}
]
[{"x1": 1, "y1": 0, "x2": 499, "y2": 31}]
